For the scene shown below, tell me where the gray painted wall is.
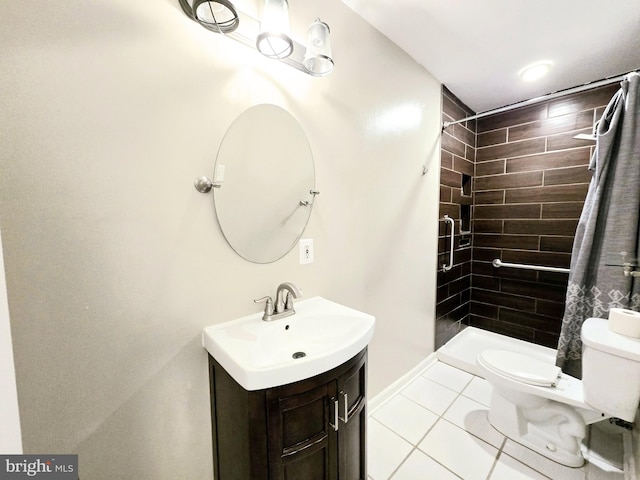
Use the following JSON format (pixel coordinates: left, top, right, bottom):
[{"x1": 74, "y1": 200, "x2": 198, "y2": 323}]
[{"x1": 0, "y1": 0, "x2": 441, "y2": 477}]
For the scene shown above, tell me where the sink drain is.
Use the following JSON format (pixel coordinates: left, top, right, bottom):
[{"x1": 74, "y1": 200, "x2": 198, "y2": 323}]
[{"x1": 292, "y1": 352, "x2": 306, "y2": 359}]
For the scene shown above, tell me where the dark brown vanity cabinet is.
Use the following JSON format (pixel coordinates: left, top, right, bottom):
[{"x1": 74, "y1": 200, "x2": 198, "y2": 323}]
[{"x1": 208, "y1": 348, "x2": 367, "y2": 480}]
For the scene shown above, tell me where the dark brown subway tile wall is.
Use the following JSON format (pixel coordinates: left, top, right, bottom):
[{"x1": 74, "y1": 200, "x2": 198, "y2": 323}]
[
  {"x1": 471, "y1": 83, "x2": 618, "y2": 348},
  {"x1": 436, "y1": 87, "x2": 476, "y2": 349},
  {"x1": 437, "y1": 83, "x2": 619, "y2": 350}
]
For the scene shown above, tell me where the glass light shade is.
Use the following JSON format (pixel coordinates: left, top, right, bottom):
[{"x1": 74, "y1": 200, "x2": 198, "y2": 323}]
[
  {"x1": 182, "y1": 0, "x2": 240, "y2": 33},
  {"x1": 303, "y1": 19, "x2": 333, "y2": 76},
  {"x1": 193, "y1": 0, "x2": 239, "y2": 33},
  {"x1": 256, "y1": 0, "x2": 293, "y2": 59}
]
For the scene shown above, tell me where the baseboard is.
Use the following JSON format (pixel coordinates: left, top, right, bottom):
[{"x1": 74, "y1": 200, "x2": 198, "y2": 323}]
[{"x1": 368, "y1": 353, "x2": 438, "y2": 415}]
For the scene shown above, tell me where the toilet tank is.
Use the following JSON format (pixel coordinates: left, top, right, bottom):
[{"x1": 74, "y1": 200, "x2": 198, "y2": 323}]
[{"x1": 581, "y1": 317, "x2": 640, "y2": 423}]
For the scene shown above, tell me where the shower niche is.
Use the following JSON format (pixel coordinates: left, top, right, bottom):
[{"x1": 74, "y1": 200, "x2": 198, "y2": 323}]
[
  {"x1": 461, "y1": 173, "x2": 472, "y2": 197},
  {"x1": 460, "y1": 204, "x2": 471, "y2": 237}
]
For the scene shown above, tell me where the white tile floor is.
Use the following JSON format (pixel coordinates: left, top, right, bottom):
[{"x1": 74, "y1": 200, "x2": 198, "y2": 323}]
[{"x1": 368, "y1": 360, "x2": 626, "y2": 480}]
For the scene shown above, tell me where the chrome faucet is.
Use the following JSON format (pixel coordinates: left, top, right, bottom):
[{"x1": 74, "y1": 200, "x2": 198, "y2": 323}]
[
  {"x1": 275, "y1": 282, "x2": 302, "y2": 314},
  {"x1": 254, "y1": 282, "x2": 303, "y2": 322}
]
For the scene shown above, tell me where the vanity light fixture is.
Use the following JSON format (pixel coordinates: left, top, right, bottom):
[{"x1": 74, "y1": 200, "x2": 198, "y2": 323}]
[
  {"x1": 178, "y1": 0, "x2": 334, "y2": 76},
  {"x1": 303, "y1": 19, "x2": 333, "y2": 76},
  {"x1": 256, "y1": 0, "x2": 293, "y2": 59},
  {"x1": 190, "y1": 0, "x2": 239, "y2": 33}
]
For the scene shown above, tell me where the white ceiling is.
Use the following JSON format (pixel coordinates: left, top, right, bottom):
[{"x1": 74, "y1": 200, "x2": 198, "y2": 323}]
[{"x1": 341, "y1": 0, "x2": 640, "y2": 113}]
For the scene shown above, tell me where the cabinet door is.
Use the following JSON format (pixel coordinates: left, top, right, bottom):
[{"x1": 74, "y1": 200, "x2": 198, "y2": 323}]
[
  {"x1": 267, "y1": 382, "x2": 339, "y2": 480},
  {"x1": 337, "y1": 352, "x2": 367, "y2": 480}
]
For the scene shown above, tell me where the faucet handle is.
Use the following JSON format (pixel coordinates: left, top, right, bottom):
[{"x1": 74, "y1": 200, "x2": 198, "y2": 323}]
[
  {"x1": 284, "y1": 292, "x2": 295, "y2": 310},
  {"x1": 253, "y1": 296, "x2": 274, "y2": 316}
]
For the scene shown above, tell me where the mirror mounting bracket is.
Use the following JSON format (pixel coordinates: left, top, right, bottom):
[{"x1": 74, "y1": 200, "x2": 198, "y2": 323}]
[{"x1": 194, "y1": 176, "x2": 221, "y2": 194}]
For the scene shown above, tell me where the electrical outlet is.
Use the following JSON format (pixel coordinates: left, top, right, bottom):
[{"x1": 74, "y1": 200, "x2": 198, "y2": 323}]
[{"x1": 299, "y1": 239, "x2": 314, "y2": 264}]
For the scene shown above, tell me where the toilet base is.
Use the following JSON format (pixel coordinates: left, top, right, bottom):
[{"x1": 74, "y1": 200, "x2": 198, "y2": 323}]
[{"x1": 488, "y1": 389, "x2": 586, "y2": 467}]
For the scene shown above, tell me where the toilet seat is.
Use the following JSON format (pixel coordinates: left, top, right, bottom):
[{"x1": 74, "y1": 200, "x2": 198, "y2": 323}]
[{"x1": 478, "y1": 350, "x2": 562, "y2": 387}]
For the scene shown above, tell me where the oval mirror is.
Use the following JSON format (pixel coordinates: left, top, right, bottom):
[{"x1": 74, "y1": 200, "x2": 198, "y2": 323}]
[{"x1": 213, "y1": 105, "x2": 316, "y2": 263}]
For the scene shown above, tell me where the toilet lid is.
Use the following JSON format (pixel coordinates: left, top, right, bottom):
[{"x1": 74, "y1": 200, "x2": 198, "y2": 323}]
[{"x1": 478, "y1": 350, "x2": 562, "y2": 387}]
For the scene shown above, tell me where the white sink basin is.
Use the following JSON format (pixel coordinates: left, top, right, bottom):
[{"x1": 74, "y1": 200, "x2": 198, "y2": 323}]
[{"x1": 202, "y1": 296, "x2": 375, "y2": 390}]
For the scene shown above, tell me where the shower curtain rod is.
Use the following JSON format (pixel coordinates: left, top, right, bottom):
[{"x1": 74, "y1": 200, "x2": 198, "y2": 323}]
[{"x1": 442, "y1": 70, "x2": 640, "y2": 129}]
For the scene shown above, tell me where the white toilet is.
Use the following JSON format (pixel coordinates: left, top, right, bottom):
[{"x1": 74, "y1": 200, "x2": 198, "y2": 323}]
[{"x1": 476, "y1": 317, "x2": 640, "y2": 467}]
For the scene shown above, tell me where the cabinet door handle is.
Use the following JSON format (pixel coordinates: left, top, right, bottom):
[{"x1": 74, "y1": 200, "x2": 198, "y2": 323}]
[
  {"x1": 339, "y1": 391, "x2": 366, "y2": 425},
  {"x1": 329, "y1": 397, "x2": 339, "y2": 432},
  {"x1": 339, "y1": 391, "x2": 349, "y2": 424},
  {"x1": 343, "y1": 392, "x2": 349, "y2": 423}
]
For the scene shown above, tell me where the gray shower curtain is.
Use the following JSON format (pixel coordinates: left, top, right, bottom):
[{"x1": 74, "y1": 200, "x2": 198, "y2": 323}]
[{"x1": 556, "y1": 73, "x2": 640, "y2": 378}]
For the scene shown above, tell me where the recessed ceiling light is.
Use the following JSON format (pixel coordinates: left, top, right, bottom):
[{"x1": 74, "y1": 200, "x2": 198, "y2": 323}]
[{"x1": 519, "y1": 61, "x2": 553, "y2": 82}]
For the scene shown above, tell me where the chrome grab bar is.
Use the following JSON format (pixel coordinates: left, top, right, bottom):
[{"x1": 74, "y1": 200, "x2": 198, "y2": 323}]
[
  {"x1": 442, "y1": 215, "x2": 455, "y2": 272},
  {"x1": 492, "y1": 259, "x2": 569, "y2": 274}
]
